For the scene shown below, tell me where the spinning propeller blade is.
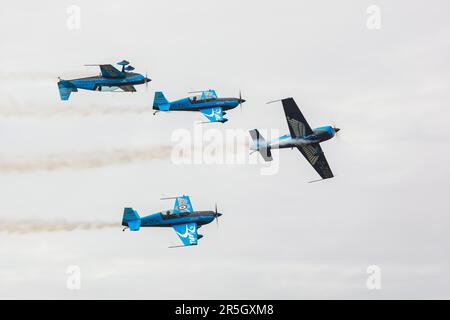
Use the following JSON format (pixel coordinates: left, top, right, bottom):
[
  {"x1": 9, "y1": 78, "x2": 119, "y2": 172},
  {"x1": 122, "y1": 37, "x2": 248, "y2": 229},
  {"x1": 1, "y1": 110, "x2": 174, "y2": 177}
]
[
  {"x1": 215, "y1": 202, "x2": 219, "y2": 228},
  {"x1": 238, "y1": 89, "x2": 246, "y2": 112},
  {"x1": 239, "y1": 90, "x2": 242, "y2": 112}
]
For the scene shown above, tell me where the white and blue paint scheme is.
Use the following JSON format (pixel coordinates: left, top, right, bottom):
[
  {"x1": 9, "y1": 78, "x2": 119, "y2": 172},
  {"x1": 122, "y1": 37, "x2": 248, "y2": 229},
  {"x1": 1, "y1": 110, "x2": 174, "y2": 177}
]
[
  {"x1": 249, "y1": 97, "x2": 340, "y2": 180},
  {"x1": 57, "y1": 60, "x2": 151, "y2": 100},
  {"x1": 122, "y1": 195, "x2": 222, "y2": 248},
  {"x1": 152, "y1": 89, "x2": 245, "y2": 123}
]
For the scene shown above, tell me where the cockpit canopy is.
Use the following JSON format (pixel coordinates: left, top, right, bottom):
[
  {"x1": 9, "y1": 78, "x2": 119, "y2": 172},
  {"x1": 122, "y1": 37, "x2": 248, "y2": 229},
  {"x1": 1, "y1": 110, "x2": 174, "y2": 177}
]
[
  {"x1": 189, "y1": 89, "x2": 218, "y2": 103},
  {"x1": 160, "y1": 210, "x2": 190, "y2": 220}
]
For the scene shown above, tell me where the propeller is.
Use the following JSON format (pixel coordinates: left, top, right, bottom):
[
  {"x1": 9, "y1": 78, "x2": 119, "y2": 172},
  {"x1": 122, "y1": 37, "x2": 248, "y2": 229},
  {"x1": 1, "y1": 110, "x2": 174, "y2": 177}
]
[
  {"x1": 238, "y1": 89, "x2": 245, "y2": 112},
  {"x1": 214, "y1": 201, "x2": 221, "y2": 228},
  {"x1": 145, "y1": 72, "x2": 149, "y2": 91}
]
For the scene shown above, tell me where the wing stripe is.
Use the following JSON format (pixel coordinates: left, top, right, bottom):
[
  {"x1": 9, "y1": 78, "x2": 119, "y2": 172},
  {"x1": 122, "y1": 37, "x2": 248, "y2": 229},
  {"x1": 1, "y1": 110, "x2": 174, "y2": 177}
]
[
  {"x1": 297, "y1": 144, "x2": 334, "y2": 179},
  {"x1": 281, "y1": 98, "x2": 313, "y2": 137},
  {"x1": 200, "y1": 107, "x2": 225, "y2": 123},
  {"x1": 301, "y1": 145, "x2": 319, "y2": 165},
  {"x1": 173, "y1": 223, "x2": 198, "y2": 246}
]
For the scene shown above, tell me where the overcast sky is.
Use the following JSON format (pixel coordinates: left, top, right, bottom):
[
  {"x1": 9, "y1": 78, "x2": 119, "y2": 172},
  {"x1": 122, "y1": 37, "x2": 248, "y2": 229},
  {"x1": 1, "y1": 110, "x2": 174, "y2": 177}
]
[{"x1": 0, "y1": 0, "x2": 449, "y2": 299}]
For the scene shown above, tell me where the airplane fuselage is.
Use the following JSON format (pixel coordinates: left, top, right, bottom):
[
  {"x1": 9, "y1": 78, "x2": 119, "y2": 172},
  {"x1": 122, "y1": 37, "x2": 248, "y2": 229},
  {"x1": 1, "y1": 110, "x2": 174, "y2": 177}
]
[
  {"x1": 153, "y1": 97, "x2": 242, "y2": 112},
  {"x1": 62, "y1": 72, "x2": 149, "y2": 91},
  {"x1": 269, "y1": 126, "x2": 337, "y2": 149},
  {"x1": 122, "y1": 210, "x2": 218, "y2": 228}
]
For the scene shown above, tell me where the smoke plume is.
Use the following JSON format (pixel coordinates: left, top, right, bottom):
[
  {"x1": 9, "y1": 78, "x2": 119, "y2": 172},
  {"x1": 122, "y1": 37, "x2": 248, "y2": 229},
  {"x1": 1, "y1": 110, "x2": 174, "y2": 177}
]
[
  {"x1": 0, "y1": 219, "x2": 117, "y2": 234},
  {"x1": 0, "y1": 146, "x2": 172, "y2": 173}
]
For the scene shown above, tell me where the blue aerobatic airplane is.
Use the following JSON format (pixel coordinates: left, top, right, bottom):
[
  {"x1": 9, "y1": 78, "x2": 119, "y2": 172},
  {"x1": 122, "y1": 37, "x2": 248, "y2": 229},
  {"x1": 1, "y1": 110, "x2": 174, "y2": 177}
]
[
  {"x1": 152, "y1": 89, "x2": 245, "y2": 123},
  {"x1": 122, "y1": 195, "x2": 222, "y2": 248},
  {"x1": 249, "y1": 97, "x2": 340, "y2": 181},
  {"x1": 57, "y1": 60, "x2": 151, "y2": 100}
]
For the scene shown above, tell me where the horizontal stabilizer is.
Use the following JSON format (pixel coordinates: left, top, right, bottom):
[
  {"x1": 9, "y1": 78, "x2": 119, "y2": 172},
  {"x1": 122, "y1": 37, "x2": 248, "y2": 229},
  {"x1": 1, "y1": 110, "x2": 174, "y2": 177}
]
[
  {"x1": 249, "y1": 129, "x2": 273, "y2": 161},
  {"x1": 57, "y1": 80, "x2": 77, "y2": 101}
]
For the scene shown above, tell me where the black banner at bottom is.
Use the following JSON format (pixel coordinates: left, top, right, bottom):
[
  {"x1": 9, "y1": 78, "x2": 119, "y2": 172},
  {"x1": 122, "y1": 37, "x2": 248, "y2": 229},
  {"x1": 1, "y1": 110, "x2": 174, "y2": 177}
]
[{"x1": 1, "y1": 300, "x2": 447, "y2": 318}]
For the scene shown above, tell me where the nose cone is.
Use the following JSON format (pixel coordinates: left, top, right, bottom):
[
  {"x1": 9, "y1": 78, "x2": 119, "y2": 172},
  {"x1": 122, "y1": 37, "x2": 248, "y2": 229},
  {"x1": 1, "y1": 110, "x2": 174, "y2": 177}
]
[
  {"x1": 334, "y1": 128, "x2": 340, "y2": 133},
  {"x1": 145, "y1": 77, "x2": 152, "y2": 83},
  {"x1": 239, "y1": 98, "x2": 246, "y2": 104}
]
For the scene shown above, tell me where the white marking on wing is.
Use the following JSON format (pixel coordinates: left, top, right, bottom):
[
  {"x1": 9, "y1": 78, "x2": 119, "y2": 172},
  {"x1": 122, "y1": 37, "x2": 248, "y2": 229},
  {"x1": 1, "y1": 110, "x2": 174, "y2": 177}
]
[{"x1": 287, "y1": 117, "x2": 305, "y2": 137}]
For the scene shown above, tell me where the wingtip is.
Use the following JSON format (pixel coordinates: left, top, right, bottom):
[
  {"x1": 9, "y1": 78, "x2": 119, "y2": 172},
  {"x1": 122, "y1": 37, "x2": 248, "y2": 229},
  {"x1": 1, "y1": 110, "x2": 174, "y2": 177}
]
[
  {"x1": 266, "y1": 99, "x2": 280, "y2": 104},
  {"x1": 308, "y1": 178, "x2": 325, "y2": 183},
  {"x1": 266, "y1": 97, "x2": 291, "y2": 104}
]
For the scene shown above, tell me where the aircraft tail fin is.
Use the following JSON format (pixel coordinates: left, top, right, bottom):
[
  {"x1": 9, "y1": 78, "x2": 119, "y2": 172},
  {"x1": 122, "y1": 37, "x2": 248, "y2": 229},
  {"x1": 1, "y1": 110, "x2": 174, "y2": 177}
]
[
  {"x1": 57, "y1": 80, "x2": 77, "y2": 101},
  {"x1": 249, "y1": 129, "x2": 273, "y2": 162},
  {"x1": 153, "y1": 91, "x2": 170, "y2": 111},
  {"x1": 122, "y1": 208, "x2": 141, "y2": 231}
]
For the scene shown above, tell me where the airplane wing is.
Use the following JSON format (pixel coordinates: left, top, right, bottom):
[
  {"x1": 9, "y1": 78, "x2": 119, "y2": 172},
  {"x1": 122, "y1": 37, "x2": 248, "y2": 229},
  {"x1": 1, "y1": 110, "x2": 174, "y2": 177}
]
[
  {"x1": 200, "y1": 107, "x2": 225, "y2": 122},
  {"x1": 172, "y1": 195, "x2": 194, "y2": 214},
  {"x1": 172, "y1": 222, "x2": 198, "y2": 247},
  {"x1": 297, "y1": 143, "x2": 334, "y2": 179},
  {"x1": 99, "y1": 64, "x2": 124, "y2": 78},
  {"x1": 281, "y1": 98, "x2": 314, "y2": 137},
  {"x1": 119, "y1": 85, "x2": 136, "y2": 92}
]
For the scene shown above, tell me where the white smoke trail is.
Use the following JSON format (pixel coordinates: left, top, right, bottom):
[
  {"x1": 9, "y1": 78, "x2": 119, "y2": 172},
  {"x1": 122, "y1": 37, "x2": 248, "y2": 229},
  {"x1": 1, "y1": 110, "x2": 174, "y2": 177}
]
[
  {"x1": 0, "y1": 146, "x2": 172, "y2": 173},
  {"x1": 0, "y1": 71, "x2": 61, "y2": 81},
  {"x1": 0, "y1": 102, "x2": 150, "y2": 118},
  {"x1": 0, "y1": 219, "x2": 117, "y2": 234}
]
